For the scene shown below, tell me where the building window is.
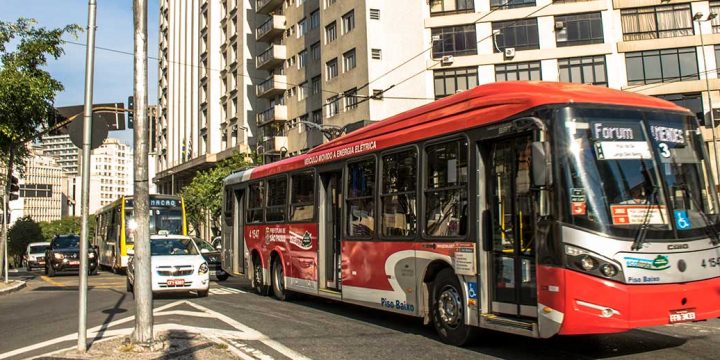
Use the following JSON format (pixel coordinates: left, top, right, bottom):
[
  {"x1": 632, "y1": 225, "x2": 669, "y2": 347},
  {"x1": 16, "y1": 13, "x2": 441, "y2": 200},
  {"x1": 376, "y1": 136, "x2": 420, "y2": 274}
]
[
  {"x1": 656, "y1": 93, "x2": 704, "y2": 123},
  {"x1": 347, "y1": 158, "x2": 376, "y2": 238},
  {"x1": 326, "y1": 0, "x2": 336, "y2": 8},
  {"x1": 495, "y1": 61, "x2": 541, "y2": 81},
  {"x1": 715, "y1": 44, "x2": 720, "y2": 76},
  {"x1": 489, "y1": 0, "x2": 535, "y2": 10},
  {"x1": 312, "y1": 109, "x2": 322, "y2": 123},
  {"x1": 297, "y1": 18, "x2": 308, "y2": 38},
  {"x1": 430, "y1": 0, "x2": 473, "y2": 15},
  {"x1": 620, "y1": 4, "x2": 693, "y2": 41},
  {"x1": 326, "y1": 58, "x2": 338, "y2": 80},
  {"x1": 310, "y1": 10, "x2": 320, "y2": 29},
  {"x1": 433, "y1": 67, "x2": 478, "y2": 99},
  {"x1": 312, "y1": 75, "x2": 321, "y2": 94},
  {"x1": 558, "y1": 56, "x2": 607, "y2": 86},
  {"x1": 555, "y1": 12, "x2": 604, "y2": 47},
  {"x1": 712, "y1": 1, "x2": 720, "y2": 33},
  {"x1": 370, "y1": 8, "x2": 380, "y2": 20},
  {"x1": 343, "y1": 10, "x2": 355, "y2": 34},
  {"x1": 327, "y1": 96, "x2": 340, "y2": 117},
  {"x1": 325, "y1": 21, "x2": 337, "y2": 43},
  {"x1": 298, "y1": 82, "x2": 308, "y2": 100},
  {"x1": 298, "y1": 49, "x2": 308, "y2": 68},
  {"x1": 625, "y1": 47, "x2": 698, "y2": 85},
  {"x1": 343, "y1": 49, "x2": 356, "y2": 72},
  {"x1": 345, "y1": 88, "x2": 358, "y2": 110},
  {"x1": 431, "y1": 25, "x2": 477, "y2": 58},
  {"x1": 371, "y1": 48, "x2": 382, "y2": 60},
  {"x1": 311, "y1": 41, "x2": 321, "y2": 60},
  {"x1": 492, "y1": 19, "x2": 539, "y2": 53}
]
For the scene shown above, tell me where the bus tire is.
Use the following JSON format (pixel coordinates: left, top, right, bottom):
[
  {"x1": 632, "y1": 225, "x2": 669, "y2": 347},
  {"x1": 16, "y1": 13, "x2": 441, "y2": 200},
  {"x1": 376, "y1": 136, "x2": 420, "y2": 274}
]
[
  {"x1": 252, "y1": 254, "x2": 268, "y2": 296},
  {"x1": 431, "y1": 268, "x2": 474, "y2": 346},
  {"x1": 271, "y1": 257, "x2": 290, "y2": 301}
]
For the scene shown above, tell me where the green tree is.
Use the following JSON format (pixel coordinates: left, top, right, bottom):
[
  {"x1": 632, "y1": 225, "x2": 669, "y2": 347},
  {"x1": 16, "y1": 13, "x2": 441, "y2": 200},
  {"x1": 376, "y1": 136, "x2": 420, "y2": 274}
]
[
  {"x1": 0, "y1": 18, "x2": 79, "y2": 165},
  {"x1": 8, "y1": 216, "x2": 43, "y2": 266},
  {"x1": 181, "y1": 152, "x2": 255, "y2": 236},
  {"x1": 38, "y1": 216, "x2": 95, "y2": 242}
]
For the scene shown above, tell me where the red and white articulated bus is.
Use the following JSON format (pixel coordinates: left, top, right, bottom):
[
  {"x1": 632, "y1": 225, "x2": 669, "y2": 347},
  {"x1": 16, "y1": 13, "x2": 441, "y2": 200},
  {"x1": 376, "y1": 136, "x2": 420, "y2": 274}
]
[{"x1": 222, "y1": 81, "x2": 720, "y2": 345}]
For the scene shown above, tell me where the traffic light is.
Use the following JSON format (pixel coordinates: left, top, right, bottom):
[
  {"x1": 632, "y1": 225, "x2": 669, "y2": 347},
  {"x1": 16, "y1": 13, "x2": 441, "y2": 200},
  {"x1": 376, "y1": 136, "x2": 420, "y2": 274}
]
[
  {"x1": 8, "y1": 175, "x2": 19, "y2": 201},
  {"x1": 127, "y1": 95, "x2": 134, "y2": 129}
]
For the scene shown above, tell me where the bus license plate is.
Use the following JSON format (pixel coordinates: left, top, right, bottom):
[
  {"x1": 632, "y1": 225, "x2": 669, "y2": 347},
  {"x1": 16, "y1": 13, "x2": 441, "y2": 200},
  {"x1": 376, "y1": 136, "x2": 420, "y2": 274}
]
[
  {"x1": 167, "y1": 279, "x2": 185, "y2": 287},
  {"x1": 669, "y1": 309, "x2": 696, "y2": 323}
]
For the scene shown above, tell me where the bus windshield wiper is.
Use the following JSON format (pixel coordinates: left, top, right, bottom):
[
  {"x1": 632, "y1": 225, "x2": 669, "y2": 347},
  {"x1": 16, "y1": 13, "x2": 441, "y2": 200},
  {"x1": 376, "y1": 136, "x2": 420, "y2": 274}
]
[
  {"x1": 631, "y1": 185, "x2": 658, "y2": 251},
  {"x1": 675, "y1": 183, "x2": 720, "y2": 246}
]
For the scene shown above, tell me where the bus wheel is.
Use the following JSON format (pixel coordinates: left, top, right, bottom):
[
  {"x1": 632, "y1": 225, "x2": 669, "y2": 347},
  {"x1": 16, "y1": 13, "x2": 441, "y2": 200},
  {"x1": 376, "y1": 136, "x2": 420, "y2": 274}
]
[
  {"x1": 271, "y1": 257, "x2": 289, "y2": 301},
  {"x1": 431, "y1": 268, "x2": 474, "y2": 346},
  {"x1": 252, "y1": 255, "x2": 268, "y2": 296}
]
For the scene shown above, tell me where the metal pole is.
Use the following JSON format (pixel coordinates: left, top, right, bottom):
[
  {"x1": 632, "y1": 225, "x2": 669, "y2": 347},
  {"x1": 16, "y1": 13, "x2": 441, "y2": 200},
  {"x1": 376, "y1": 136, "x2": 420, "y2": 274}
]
[
  {"x1": 132, "y1": 0, "x2": 153, "y2": 344},
  {"x1": 77, "y1": 0, "x2": 97, "y2": 352},
  {"x1": 2, "y1": 146, "x2": 13, "y2": 285},
  {"x1": 698, "y1": 16, "x2": 720, "y2": 185}
]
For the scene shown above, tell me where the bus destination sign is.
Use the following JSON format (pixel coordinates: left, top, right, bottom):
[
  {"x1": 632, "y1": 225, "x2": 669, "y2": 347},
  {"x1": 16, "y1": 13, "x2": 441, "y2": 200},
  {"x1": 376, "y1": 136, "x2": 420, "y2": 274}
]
[{"x1": 125, "y1": 198, "x2": 179, "y2": 208}]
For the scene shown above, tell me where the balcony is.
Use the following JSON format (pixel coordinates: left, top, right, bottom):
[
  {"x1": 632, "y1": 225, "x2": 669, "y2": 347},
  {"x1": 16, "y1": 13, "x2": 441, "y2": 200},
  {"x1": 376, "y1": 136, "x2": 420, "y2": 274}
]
[
  {"x1": 256, "y1": 45, "x2": 286, "y2": 70},
  {"x1": 256, "y1": 75, "x2": 287, "y2": 98},
  {"x1": 256, "y1": 15, "x2": 286, "y2": 42},
  {"x1": 256, "y1": 0, "x2": 283, "y2": 15},
  {"x1": 262, "y1": 136, "x2": 288, "y2": 154},
  {"x1": 256, "y1": 105, "x2": 288, "y2": 127}
]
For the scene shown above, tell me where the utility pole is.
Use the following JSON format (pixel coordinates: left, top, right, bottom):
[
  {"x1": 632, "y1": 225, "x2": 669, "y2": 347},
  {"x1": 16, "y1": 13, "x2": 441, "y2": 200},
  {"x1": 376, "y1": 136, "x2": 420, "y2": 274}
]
[
  {"x1": 77, "y1": 0, "x2": 97, "y2": 352},
  {"x1": 132, "y1": 0, "x2": 153, "y2": 344},
  {"x1": 2, "y1": 145, "x2": 13, "y2": 285}
]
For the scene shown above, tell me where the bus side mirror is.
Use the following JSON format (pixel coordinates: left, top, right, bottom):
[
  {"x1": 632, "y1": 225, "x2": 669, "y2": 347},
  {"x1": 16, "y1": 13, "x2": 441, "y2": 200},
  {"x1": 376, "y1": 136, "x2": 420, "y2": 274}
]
[{"x1": 531, "y1": 141, "x2": 548, "y2": 187}]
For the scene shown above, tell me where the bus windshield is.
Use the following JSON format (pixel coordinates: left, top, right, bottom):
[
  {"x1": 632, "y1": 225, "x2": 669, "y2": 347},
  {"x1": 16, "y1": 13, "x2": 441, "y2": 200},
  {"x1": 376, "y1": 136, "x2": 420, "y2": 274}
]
[
  {"x1": 125, "y1": 208, "x2": 184, "y2": 243},
  {"x1": 556, "y1": 106, "x2": 719, "y2": 240}
]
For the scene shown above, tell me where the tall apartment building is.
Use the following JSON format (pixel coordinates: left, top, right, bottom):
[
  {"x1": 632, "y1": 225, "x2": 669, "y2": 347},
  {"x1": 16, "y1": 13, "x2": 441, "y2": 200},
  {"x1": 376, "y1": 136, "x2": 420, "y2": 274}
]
[
  {"x1": 155, "y1": 0, "x2": 429, "y2": 189},
  {"x1": 7, "y1": 146, "x2": 68, "y2": 225},
  {"x1": 39, "y1": 134, "x2": 80, "y2": 176}
]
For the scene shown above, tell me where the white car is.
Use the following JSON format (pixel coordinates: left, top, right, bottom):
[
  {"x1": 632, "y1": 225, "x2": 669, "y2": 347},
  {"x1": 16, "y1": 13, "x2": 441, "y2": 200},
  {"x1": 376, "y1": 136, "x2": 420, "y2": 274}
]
[
  {"x1": 25, "y1": 242, "x2": 50, "y2": 271},
  {"x1": 126, "y1": 234, "x2": 210, "y2": 297}
]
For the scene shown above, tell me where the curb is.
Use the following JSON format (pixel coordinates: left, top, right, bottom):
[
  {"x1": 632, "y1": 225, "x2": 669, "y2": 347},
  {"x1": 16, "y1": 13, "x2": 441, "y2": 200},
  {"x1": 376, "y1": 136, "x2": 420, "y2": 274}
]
[{"x1": 0, "y1": 280, "x2": 26, "y2": 296}]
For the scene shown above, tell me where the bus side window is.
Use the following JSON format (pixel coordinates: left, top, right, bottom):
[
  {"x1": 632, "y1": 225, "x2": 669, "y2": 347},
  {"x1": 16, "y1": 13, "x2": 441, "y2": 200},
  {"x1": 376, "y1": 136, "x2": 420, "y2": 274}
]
[
  {"x1": 347, "y1": 157, "x2": 376, "y2": 238},
  {"x1": 290, "y1": 171, "x2": 315, "y2": 222},
  {"x1": 424, "y1": 139, "x2": 468, "y2": 237},
  {"x1": 266, "y1": 176, "x2": 288, "y2": 222},
  {"x1": 381, "y1": 149, "x2": 417, "y2": 237},
  {"x1": 247, "y1": 182, "x2": 264, "y2": 224}
]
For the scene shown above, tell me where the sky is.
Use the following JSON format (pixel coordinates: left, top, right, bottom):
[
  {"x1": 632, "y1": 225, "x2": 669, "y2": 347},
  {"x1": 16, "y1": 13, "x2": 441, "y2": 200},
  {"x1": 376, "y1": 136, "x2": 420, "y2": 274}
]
[{"x1": 0, "y1": 0, "x2": 160, "y2": 146}]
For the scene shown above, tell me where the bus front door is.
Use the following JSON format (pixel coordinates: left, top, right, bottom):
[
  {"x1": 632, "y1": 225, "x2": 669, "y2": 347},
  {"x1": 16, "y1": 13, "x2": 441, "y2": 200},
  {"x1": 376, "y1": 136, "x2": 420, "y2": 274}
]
[
  {"x1": 487, "y1": 135, "x2": 538, "y2": 318},
  {"x1": 319, "y1": 171, "x2": 342, "y2": 291}
]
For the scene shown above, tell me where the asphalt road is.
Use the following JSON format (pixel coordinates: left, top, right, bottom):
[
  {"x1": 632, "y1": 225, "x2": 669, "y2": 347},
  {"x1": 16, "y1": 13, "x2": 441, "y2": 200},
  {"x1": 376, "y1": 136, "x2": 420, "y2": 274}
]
[{"x1": 1, "y1": 269, "x2": 718, "y2": 359}]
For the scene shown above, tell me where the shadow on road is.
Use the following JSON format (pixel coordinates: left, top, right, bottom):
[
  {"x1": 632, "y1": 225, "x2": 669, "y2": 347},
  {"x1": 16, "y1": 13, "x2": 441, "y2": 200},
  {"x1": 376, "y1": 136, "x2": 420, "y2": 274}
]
[{"x1": 90, "y1": 291, "x2": 128, "y2": 347}]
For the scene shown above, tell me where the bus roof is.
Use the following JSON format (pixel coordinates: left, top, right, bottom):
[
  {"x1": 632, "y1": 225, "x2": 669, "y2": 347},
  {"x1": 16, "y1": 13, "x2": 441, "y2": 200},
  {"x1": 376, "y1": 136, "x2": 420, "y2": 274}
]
[{"x1": 226, "y1": 81, "x2": 689, "y2": 184}]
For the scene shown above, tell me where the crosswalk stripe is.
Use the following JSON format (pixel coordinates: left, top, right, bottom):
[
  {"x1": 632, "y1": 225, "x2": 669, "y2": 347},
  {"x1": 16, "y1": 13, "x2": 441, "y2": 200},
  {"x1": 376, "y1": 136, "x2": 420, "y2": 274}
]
[{"x1": 209, "y1": 286, "x2": 247, "y2": 295}]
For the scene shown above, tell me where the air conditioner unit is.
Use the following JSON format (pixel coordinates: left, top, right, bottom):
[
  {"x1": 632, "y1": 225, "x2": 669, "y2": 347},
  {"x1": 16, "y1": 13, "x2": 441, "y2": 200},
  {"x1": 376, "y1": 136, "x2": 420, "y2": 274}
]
[
  {"x1": 504, "y1": 47, "x2": 516, "y2": 59},
  {"x1": 555, "y1": 21, "x2": 565, "y2": 30},
  {"x1": 441, "y1": 55, "x2": 454, "y2": 65},
  {"x1": 431, "y1": 35, "x2": 441, "y2": 42}
]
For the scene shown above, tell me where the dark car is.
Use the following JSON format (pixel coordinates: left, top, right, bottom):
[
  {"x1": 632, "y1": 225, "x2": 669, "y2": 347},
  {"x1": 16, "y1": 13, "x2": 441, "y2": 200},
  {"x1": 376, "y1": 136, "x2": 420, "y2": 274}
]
[
  {"x1": 193, "y1": 238, "x2": 229, "y2": 281},
  {"x1": 45, "y1": 234, "x2": 98, "y2": 276}
]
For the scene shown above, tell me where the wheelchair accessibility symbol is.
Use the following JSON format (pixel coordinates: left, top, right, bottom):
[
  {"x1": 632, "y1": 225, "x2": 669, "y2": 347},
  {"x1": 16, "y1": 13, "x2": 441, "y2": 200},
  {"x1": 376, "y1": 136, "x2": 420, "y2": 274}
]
[
  {"x1": 467, "y1": 282, "x2": 478, "y2": 299},
  {"x1": 674, "y1": 210, "x2": 691, "y2": 230}
]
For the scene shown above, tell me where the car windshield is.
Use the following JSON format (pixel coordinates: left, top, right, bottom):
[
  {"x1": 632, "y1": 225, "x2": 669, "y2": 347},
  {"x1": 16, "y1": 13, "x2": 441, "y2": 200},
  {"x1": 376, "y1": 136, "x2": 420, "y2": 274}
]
[
  {"x1": 556, "y1": 106, "x2": 719, "y2": 240},
  {"x1": 29, "y1": 246, "x2": 48, "y2": 253},
  {"x1": 150, "y1": 238, "x2": 198, "y2": 256},
  {"x1": 53, "y1": 236, "x2": 80, "y2": 249},
  {"x1": 194, "y1": 239, "x2": 215, "y2": 252}
]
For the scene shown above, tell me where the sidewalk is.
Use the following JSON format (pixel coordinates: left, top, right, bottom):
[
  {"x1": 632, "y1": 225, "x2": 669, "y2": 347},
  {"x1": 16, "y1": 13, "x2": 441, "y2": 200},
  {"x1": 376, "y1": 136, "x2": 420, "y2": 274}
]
[{"x1": 0, "y1": 279, "x2": 26, "y2": 296}]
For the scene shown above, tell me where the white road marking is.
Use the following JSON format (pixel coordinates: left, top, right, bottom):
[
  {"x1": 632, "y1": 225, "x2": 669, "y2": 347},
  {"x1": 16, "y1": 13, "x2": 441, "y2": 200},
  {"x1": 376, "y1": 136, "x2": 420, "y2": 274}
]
[
  {"x1": 2, "y1": 299, "x2": 310, "y2": 360},
  {"x1": 210, "y1": 286, "x2": 247, "y2": 295}
]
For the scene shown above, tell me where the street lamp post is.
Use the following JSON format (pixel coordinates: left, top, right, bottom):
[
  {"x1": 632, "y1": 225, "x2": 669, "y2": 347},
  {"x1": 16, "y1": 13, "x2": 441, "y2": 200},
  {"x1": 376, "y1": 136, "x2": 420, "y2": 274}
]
[{"x1": 695, "y1": 11, "x2": 720, "y2": 184}]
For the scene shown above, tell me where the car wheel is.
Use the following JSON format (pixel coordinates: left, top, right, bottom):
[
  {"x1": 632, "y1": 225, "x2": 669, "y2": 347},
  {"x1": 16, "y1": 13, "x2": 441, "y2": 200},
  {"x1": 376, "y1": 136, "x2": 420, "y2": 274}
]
[
  {"x1": 197, "y1": 289, "x2": 209, "y2": 298},
  {"x1": 48, "y1": 264, "x2": 56, "y2": 277},
  {"x1": 251, "y1": 255, "x2": 268, "y2": 296},
  {"x1": 126, "y1": 276, "x2": 134, "y2": 293},
  {"x1": 216, "y1": 272, "x2": 229, "y2": 281},
  {"x1": 271, "y1": 257, "x2": 289, "y2": 301},
  {"x1": 431, "y1": 268, "x2": 475, "y2": 346}
]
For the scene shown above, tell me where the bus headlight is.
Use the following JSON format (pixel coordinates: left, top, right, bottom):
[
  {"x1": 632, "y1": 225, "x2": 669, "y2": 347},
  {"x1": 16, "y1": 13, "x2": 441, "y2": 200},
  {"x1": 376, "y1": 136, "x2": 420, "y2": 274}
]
[
  {"x1": 199, "y1": 263, "x2": 209, "y2": 274},
  {"x1": 565, "y1": 244, "x2": 624, "y2": 281}
]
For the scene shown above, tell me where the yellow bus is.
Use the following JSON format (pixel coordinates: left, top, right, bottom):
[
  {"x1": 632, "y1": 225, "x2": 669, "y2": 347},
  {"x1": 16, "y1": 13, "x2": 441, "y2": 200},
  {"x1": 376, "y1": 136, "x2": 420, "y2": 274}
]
[{"x1": 93, "y1": 194, "x2": 187, "y2": 272}]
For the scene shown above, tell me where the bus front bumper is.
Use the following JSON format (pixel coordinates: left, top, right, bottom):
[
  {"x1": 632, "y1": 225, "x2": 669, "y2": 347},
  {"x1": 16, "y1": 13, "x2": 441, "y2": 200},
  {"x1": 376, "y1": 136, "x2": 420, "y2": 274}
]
[{"x1": 552, "y1": 268, "x2": 720, "y2": 335}]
